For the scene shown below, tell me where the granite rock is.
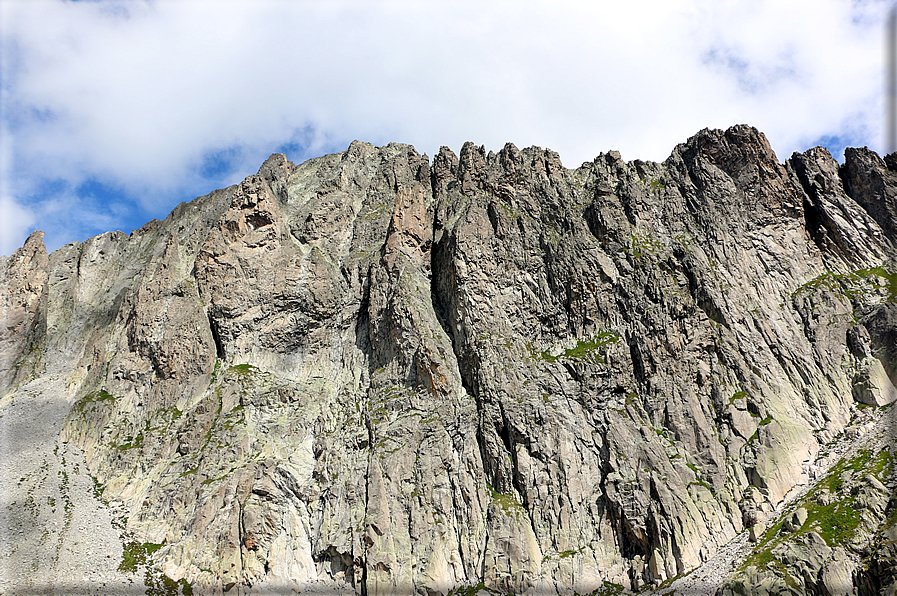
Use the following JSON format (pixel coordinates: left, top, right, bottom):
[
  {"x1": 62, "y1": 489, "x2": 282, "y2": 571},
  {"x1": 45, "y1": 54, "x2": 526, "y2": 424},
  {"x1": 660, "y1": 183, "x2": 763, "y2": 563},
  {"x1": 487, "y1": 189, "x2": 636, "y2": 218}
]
[{"x1": 2, "y1": 126, "x2": 897, "y2": 595}]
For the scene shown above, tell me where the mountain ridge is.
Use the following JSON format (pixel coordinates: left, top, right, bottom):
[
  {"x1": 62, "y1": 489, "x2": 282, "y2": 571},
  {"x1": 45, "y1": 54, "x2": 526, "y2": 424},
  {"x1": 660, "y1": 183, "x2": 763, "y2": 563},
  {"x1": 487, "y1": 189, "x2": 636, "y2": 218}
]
[{"x1": 1, "y1": 124, "x2": 896, "y2": 595}]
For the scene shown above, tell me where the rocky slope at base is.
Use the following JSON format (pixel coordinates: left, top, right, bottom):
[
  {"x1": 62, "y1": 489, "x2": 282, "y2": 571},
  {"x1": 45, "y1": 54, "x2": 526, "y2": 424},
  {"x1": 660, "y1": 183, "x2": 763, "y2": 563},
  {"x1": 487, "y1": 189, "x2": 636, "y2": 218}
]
[{"x1": 1, "y1": 125, "x2": 896, "y2": 595}]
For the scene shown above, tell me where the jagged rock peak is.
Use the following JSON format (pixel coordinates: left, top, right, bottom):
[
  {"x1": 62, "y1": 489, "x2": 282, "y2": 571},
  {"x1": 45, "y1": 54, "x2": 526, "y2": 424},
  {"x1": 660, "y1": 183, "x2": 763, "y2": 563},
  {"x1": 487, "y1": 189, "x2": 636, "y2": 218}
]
[{"x1": 2, "y1": 125, "x2": 896, "y2": 596}]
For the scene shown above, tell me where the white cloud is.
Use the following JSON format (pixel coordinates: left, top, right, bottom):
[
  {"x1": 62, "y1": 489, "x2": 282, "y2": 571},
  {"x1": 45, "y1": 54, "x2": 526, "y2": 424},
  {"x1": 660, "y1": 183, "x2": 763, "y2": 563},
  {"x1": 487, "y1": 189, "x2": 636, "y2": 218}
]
[
  {"x1": 0, "y1": 99, "x2": 34, "y2": 256},
  {"x1": 0, "y1": 0, "x2": 889, "y2": 251},
  {"x1": 0, "y1": 195, "x2": 35, "y2": 258}
]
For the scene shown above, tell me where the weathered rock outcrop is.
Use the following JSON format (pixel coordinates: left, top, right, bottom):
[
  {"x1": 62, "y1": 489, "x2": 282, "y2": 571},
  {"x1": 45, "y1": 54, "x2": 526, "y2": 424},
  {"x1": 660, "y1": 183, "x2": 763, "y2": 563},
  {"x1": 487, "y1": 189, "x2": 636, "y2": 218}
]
[
  {"x1": 2, "y1": 125, "x2": 896, "y2": 595},
  {"x1": 0, "y1": 230, "x2": 48, "y2": 391}
]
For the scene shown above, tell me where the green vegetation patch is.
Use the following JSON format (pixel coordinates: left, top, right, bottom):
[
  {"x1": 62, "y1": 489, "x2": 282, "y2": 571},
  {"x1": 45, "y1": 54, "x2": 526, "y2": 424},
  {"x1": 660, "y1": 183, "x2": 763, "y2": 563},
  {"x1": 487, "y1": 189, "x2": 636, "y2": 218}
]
[
  {"x1": 630, "y1": 231, "x2": 665, "y2": 259},
  {"x1": 792, "y1": 271, "x2": 845, "y2": 298},
  {"x1": 858, "y1": 266, "x2": 897, "y2": 301},
  {"x1": 209, "y1": 359, "x2": 222, "y2": 385},
  {"x1": 818, "y1": 449, "x2": 872, "y2": 493},
  {"x1": 114, "y1": 433, "x2": 144, "y2": 451},
  {"x1": 743, "y1": 447, "x2": 893, "y2": 571},
  {"x1": 871, "y1": 447, "x2": 894, "y2": 479},
  {"x1": 799, "y1": 498, "x2": 862, "y2": 546},
  {"x1": 119, "y1": 542, "x2": 164, "y2": 573},
  {"x1": 726, "y1": 389, "x2": 748, "y2": 408},
  {"x1": 740, "y1": 516, "x2": 788, "y2": 571},
  {"x1": 793, "y1": 266, "x2": 897, "y2": 302},
  {"x1": 688, "y1": 479, "x2": 714, "y2": 494},
  {"x1": 90, "y1": 474, "x2": 105, "y2": 500},
  {"x1": 73, "y1": 389, "x2": 117, "y2": 413},
  {"x1": 119, "y1": 541, "x2": 192, "y2": 595},
  {"x1": 447, "y1": 582, "x2": 506, "y2": 596},
  {"x1": 146, "y1": 573, "x2": 193, "y2": 596},
  {"x1": 535, "y1": 332, "x2": 620, "y2": 364},
  {"x1": 592, "y1": 581, "x2": 626, "y2": 596},
  {"x1": 228, "y1": 363, "x2": 257, "y2": 376},
  {"x1": 551, "y1": 545, "x2": 588, "y2": 561},
  {"x1": 221, "y1": 403, "x2": 245, "y2": 431},
  {"x1": 486, "y1": 483, "x2": 526, "y2": 517}
]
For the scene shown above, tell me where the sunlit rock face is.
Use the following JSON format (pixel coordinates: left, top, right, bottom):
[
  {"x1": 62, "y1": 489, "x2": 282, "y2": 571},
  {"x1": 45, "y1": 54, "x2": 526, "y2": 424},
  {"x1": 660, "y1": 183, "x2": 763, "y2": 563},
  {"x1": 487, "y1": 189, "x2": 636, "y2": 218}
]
[{"x1": 3, "y1": 125, "x2": 897, "y2": 596}]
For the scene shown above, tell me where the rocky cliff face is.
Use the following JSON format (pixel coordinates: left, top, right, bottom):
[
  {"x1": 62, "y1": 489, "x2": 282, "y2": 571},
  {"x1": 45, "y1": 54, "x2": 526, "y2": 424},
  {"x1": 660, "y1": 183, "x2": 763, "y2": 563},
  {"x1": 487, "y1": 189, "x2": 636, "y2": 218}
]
[{"x1": 1, "y1": 125, "x2": 896, "y2": 595}]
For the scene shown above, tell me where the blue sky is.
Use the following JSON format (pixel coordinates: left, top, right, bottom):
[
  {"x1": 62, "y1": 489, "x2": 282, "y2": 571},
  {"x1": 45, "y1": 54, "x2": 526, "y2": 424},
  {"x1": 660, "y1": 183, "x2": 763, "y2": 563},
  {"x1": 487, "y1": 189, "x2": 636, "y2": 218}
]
[{"x1": 0, "y1": 0, "x2": 888, "y2": 256}]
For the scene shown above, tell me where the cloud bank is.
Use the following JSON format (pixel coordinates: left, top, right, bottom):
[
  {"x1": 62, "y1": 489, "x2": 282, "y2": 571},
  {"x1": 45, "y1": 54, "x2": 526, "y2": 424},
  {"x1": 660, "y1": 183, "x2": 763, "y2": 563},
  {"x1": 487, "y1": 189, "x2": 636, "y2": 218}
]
[{"x1": 0, "y1": 0, "x2": 887, "y2": 255}]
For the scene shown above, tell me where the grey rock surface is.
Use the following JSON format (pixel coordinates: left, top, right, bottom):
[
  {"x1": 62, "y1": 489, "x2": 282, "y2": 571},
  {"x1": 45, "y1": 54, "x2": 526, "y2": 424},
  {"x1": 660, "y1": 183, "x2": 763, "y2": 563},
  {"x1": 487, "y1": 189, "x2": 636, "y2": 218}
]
[{"x1": 2, "y1": 125, "x2": 896, "y2": 595}]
